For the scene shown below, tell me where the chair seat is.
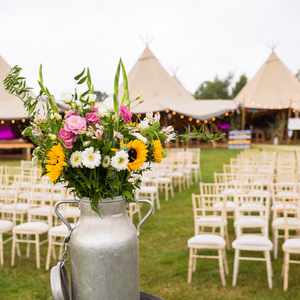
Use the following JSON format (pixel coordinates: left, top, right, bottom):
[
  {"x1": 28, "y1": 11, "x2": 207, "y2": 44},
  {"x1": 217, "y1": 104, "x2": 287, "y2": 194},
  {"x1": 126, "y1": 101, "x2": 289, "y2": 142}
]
[
  {"x1": 0, "y1": 190, "x2": 15, "y2": 197},
  {"x1": 156, "y1": 177, "x2": 172, "y2": 184},
  {"x1": 195, "y1": 216, "x2": 227, "y2": 227},
  {"x1": 221, "y1": 188, "x2": 242, "y2": 196},
  {"x1": 276, "y1": 191, "x2": 299, "y2": 199},
  {"x1": 188, "y1": 234, "x2": 225, "y2": 249},
  {"x1": 13, "y1": 222, "x2": 49, "y2": 234},
  {"x1": 0, "y1": 220, "x2": 14, "y2": 233},
  {"x1": 172, "y1": 171, "x2": 184, "y2": 178},
  {"x1": 0, "y1": 203, "x2": 30, "y2": 213},
  {"x1": 28, "y1": 206, "x2": 54, "y2": 216},
  {"x1": 213, "y1": 201, "x2": 236, "y2": 211},
  {"x1": 235, "y1": 216, "x2": 267, "y2": 228},
  {"x1": 283, "y1": 238, "x2": 300, "y2": 252},
  {"x1": 232, "y1": 235, "x2": 273, "y2": 251},
  {"x1": 272, "y1": 203, "x2": 297, "y2": 211},
  {"x1": 239, "y1": 202, "x2": 266, "y2": 212},
  {"x1": 49, "y1": 223, "x2": 75, "y2": 237},
  {"x1": 247, "y1": 190, "x2": 271, "y2": 198},
  {"x1": 61, "y1": 207, "x2": 80, "y2": 218},
  {"x1": 138, "y1": 186, "x2": 158, "y2": 194},
  {"x1": 272, "y1": 218, "x2": 300, "y2": 229}
]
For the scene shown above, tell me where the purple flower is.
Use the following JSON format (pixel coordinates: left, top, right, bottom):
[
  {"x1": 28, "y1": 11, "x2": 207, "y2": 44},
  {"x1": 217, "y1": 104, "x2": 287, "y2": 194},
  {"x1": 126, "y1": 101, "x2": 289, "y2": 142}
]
[
  {"x1": 119, "y1": 105, "x2": 132, "y2": 123},
  {"x1": 85, "y1": 112, "x2": 100, "y2": 124}
]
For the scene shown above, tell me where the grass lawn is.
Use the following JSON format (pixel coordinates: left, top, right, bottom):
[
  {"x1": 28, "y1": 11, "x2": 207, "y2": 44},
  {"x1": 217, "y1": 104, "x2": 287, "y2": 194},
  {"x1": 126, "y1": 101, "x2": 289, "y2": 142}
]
[{"x1": 1, "y1": 149, "x2": 300, "y2": 299}]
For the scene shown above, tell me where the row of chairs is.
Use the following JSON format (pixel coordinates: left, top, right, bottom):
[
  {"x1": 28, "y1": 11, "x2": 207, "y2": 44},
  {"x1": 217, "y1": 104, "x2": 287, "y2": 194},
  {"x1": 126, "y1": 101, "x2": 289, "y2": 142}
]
[{"x1": 187, "y1": 149, "x2": 300, "y2": 291}]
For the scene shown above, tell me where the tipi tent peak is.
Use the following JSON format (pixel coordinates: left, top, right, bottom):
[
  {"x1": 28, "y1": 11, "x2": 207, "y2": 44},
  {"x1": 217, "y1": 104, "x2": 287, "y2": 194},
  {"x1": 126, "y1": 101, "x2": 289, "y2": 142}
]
[
  {"x1": 235, "y1": 50, "x2": 300, "y2": 110},
  {"x1": 129, "y1": 46, "x2": 237, "y2": 119},
  {"x1": 0, "y1": 55, "x2": 28, "y2": 120}
]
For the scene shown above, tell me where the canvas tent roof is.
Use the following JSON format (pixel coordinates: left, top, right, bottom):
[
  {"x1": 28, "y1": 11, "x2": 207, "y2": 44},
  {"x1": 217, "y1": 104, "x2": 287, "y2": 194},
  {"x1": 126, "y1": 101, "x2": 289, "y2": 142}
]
[
  {"x1": 129, "y1": 46, "x2": 237, "y2": 119},
  {"x1": 235, "y1": 51, "x2": 300, "y2": 110},
  {"x1": 0, "y1": 56, "x2": 28, "y2": 120}
]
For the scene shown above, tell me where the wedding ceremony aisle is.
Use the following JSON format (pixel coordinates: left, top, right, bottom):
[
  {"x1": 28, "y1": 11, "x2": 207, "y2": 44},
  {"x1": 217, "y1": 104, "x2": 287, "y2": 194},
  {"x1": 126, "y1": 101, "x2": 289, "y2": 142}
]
[{"x1": 1, "y1": 148, "x2": 300, "y2": 299}]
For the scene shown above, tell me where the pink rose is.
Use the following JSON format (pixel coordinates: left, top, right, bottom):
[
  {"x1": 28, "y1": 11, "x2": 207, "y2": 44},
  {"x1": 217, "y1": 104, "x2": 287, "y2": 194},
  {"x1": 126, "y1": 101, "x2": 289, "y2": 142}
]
[
  {"x1": 119, "y1": 105, "x2": 132, "y2": 123},
  {"x1": 64, "y1": 115, "x2": 87, "y2": 134},
  {"x1": 58, "y1": 128, "x2": 76, "y2": 149},
  {"x1": 85, "y1": 112, "x2": 100, "y2": 124},
  {"x1": 65, "y1": 110, "x2": 77, "y2": 118}
]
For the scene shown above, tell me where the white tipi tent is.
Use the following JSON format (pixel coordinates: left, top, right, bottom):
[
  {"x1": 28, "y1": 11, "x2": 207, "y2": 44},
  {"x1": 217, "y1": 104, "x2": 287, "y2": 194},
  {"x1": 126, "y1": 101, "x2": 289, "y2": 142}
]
[
  {"x1": 0, "y1": 56, "x2": 28, "y2": 120},
  {"x1": 129, "y1": 46, "x2": 237, "y2": 119},
  {"x1": 235, "y1": 51, "x2": 300, "y2": 110}
]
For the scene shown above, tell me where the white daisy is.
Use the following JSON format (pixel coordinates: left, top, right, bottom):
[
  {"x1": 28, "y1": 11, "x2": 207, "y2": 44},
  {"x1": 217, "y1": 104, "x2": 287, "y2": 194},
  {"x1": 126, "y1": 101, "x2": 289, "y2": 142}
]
[
  {"x1": 70, "y1": 151, "x2": 83, "y2": 168},
  {"x1": 111, "y1": 150, "x2": 129, "y2": 171},
  {"x1": 131, "y1": 132, "x2": 147, "y2": 144},
  {"x1": 82, "y1": 147, "x2": 101, "y2": 169},
  {"x1": 102, "y1": 155, "x2": 111, "y2": 168},
  {"x1": 139, "y1": 120, "x2": 149, "y2": 129}
]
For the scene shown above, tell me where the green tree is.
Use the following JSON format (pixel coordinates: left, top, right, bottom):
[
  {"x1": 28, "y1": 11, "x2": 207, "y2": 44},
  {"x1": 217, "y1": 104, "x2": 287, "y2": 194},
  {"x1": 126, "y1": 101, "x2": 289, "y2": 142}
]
[
  {"x1": 194, "y1": 73, "x2": 233, "y2": 100},
  {"x1": 231, "y1": 74, "x2": 247, "y2": 98}
]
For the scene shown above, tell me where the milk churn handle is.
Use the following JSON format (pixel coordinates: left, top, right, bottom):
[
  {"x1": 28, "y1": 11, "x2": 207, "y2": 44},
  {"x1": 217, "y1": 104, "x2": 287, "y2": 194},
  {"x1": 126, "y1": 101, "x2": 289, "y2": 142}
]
[
  {"x1": 54, "y1": 200, "x2": 78, "y2": 233},
  {"x1": 136, "y1": 199, "x2": 154, "y2": 237}
]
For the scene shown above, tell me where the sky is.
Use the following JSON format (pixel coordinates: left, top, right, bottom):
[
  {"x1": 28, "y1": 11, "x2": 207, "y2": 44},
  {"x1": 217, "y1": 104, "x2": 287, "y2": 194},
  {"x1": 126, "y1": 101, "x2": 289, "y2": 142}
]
[{"x1": 1, "y1": 0, "x2": 300, "y2": 97}]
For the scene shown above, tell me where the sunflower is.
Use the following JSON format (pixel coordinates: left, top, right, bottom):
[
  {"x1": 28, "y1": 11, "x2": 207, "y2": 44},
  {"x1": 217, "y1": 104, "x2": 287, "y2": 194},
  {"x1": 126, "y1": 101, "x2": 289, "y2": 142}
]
[
  {"x1": 127, "y1": 140, "x2": 148, "y2": 171},
  {"x1": 46, "y1": 144, "x2": 66, "y2": 182},
  {"x1": 153, "y1": 140, "x2": 163, "y2": 163}
]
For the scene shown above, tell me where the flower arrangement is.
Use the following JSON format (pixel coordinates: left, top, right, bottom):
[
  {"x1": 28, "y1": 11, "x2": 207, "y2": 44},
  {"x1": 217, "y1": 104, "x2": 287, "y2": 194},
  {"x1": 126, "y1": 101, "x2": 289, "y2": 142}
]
[{"x1": 4, "y1": 60, "x2": 175, "y2": 210}]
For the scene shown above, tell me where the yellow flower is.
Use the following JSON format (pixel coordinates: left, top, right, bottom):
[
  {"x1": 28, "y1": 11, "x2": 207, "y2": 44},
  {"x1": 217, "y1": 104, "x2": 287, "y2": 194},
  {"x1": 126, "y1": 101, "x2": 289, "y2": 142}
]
[
  {"x1": 153, "y1": 140, "x2": 163, "y2": 163},
  {"x1": 45, "y1": 144, "x2": 66, "y2": 182},
  {"x1": 127, "y1": 140, "x2": 148, "y2": 171}
]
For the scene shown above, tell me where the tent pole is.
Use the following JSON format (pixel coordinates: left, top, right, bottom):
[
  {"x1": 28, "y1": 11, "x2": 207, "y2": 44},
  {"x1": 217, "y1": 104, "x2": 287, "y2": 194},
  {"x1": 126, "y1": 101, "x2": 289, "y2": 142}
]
[
  {"x1": 287, "y1": 107, "x2": 292, "y2": 144},
  {"x1": 241, "y1": 107, "x2": 246, "y2": 130}
]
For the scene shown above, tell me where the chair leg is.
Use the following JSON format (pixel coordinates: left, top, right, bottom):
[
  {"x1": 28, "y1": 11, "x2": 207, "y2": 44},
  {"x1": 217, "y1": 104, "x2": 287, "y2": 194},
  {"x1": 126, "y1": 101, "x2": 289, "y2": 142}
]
[
  {"x1": 187, "y1": 248, "x2": 194, "y2": 284},
  {"x1": 0, "y1": 234, "x2": 3, "y2": 266},
  {"x1": 283, "y1": 252, "x2": 289, "y2": 291},
  {"x1": 35, "y1": 234, "x2": 40, "y2": 269},
  {"x1": 26, "y1": 234, "x2": 31, "y2": 258},
  {"x1": 11, "y1": 233, "x2": 16, "y2": 267},
  {"x1": 218, "y1": 249, "x2": 226, "y2": 287},
  {"x1": 171, "y1": 184, "x2": 174, "y2": 197},
  {"x1": 232, "y1": 249, "x2": 240, "y2": 287},
  {"x1": 156, "y1": 194, "x2": 160, "y2": 210},
  {"x1": 223, "y1": 249, "x2": 229, "y2": 275},
  {"x1": 265, "y1": 251, "x2": 273, "y2": 289},
  {"x1": 225, "y1": 226, "x2": 230, "y2": 250},
  {"x1": 46, "y1": 236, "x2": 52, "y2": 271},
  {"x1": 273, "y1": 230, "x2": 278, "y2": 259},
  {"x1": 192, "y1": 248, "x2": 197, "y2": 272}
]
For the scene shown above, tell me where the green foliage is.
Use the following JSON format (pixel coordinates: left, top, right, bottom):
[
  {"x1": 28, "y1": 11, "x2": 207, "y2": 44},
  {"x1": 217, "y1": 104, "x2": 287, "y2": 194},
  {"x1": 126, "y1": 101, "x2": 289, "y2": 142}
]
[
  {"x1": 194, "y1": 73, "x2": 248, "y2": 100},
  {"x1": 232, "y1": 74, "x2": 247, "y2": 98},
  {"x1": 179, "y1": 125, "x2": 225, "y2": 145},
  {"x1": 3, "y1": 65, "x2": 37, "y2": 117},
  {"x1": 194, "y1": 73, "x2": 233, "y2": 100}
]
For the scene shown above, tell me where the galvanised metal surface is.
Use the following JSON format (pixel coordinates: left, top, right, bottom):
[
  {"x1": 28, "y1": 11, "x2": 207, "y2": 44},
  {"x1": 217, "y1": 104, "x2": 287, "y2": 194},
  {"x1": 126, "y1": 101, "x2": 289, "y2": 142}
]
[{"x1": 70, "y1": 197, "x2": 139, "y2": 300}]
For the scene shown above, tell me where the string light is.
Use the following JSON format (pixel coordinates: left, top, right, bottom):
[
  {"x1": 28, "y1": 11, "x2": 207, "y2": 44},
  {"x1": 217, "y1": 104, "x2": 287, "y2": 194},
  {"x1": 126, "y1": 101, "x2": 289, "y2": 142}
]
[
  {"x1": 165, "y1": 109, "x2": 169, "y2": 113},
  {"x1": 0, "y1": 120, "x2": 4, "y2": 124},
  {"x1": 225, "y1": 112, "x2": 229, "y2": 116},
  {"x1": 204, "y1": 120, "x2": 208, "y2": 124},
  {"x1": 11, "y1": 120, "x2": 15, "y2": 124},
  {"x1": 172, "y1": 111, "x2": 176, "y2": 116},
  {"x1": 196, "y1": 120, "x2": 200, "y2": 124},
  {"x1": 22, "y1": 119, "x2": 26, "y2": 123},
  {"x1": 180, "y1": 115, "x2": 184, "y2": 119},
  {"x1": 212, "y1": 117, "x2": 216, "y2": 121},
  {"x1": 188, "y1": 117, "x2": 193, "y2": 122}
]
